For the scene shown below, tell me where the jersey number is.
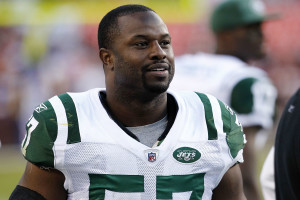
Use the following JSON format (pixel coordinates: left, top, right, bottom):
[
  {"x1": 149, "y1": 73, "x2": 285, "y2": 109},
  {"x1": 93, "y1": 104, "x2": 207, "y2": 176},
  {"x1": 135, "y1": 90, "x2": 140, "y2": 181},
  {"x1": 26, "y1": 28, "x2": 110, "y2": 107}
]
[
  {"x1": 21, "y1": 116, "x2": 39, "y2": 156},
  {"x1": 89, "y1": 173, "x2": 205, "y2": 199}
]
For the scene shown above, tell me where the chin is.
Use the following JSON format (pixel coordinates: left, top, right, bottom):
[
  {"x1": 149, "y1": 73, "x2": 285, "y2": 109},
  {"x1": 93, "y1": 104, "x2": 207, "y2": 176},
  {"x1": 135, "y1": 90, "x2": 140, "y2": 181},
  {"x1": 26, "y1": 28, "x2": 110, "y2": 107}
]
[{"x1": 145, "y1": 84, "x2": 169, "y2": 94}]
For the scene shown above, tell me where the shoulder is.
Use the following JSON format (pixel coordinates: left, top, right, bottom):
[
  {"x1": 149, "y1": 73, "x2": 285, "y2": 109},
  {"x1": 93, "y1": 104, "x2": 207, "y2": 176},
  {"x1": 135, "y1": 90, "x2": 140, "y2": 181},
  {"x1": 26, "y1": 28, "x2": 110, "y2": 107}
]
[
  {"x1": 175, "y1": 53, "x2": 243, "y2": 67},
  {"x1": 21, "y1": 89, "x2": 102, "y2": 168},
  {"x1": 276, "y1": 88, "x2": 300, "y2": 136},
  {"x1": 169, "y1": 90, "x2": 239, "y2": 128},
  {"x1": 174, "y1": 53, "x2": 246, "y2": 84},
  {"x1": 170, "y1": 89, "x2": 233, "y2": 111},
  {"x1": 169, "y1": 90, "x2": 234, "y2": 116},
  {"x1": 21, "y1": 97, "x2": 58, "y2": 168},
  {"x1": 170, "y1": 90, "x2": 245, "y2": 159},
  {"x1": 230, "y1": 72, "x2": 277, "y2": 112}
]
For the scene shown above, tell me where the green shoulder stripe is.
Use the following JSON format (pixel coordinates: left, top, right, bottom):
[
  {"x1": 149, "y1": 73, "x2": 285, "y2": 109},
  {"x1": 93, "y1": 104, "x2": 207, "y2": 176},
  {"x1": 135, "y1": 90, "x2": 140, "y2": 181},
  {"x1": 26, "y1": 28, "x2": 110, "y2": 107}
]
[
  {"x1": 23, "y1": 100, "x2": 57, "y2": 168},
  {"x1": 218, "y1": 100, "x2": 231, "y2": 135},
  {"x1": 195, "y1": 92, "x2": 218, "y2": 140},
  {"x1": 231, "y1": 77, "x2": 257, "y2": 114},
  {"x1": 58, "y1": 93, "x2": 81, "y2": 144},
  {"x1": 218, "y1": 100, "x2": 245, "y2": 159}
]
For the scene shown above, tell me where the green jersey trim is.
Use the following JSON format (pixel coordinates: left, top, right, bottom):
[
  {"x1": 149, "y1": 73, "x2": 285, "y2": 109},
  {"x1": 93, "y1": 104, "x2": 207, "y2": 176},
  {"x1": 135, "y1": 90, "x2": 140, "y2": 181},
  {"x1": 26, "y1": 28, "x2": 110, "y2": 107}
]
[
  {"x1": 156, "y1": 173, "x2": 205, "y2": 199},
  {"x1": 231, "y1": 77, "x2": 257, "y2": 114},
  {"x1": 88, "y1": 173, "x2": 205, "y2": 200},
  {"x1": 89, "y1": 174, "x2": 144, "y2": 199},
  {"x1": 58, "y1": 93, "x2": 81, "y2": 144},
  {"x1": 218, "y1": 100, "x2": 245, "y2": 159},
  {"x1": 22, "y1": 100, "x2": 57, "y2": 168},
  {"x1": 218, "y1": 100, "x2": 231, "y2": 135},
  {"x1": 195, "y1": 92, "x2": 218, "y2": 140}
]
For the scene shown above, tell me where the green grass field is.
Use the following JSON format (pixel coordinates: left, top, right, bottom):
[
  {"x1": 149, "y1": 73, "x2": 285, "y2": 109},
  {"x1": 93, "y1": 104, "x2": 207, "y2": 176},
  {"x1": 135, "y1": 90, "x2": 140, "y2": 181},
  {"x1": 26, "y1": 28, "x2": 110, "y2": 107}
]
[{"x1": 0, "y1": 145, "x2": 26, "y2": 200}]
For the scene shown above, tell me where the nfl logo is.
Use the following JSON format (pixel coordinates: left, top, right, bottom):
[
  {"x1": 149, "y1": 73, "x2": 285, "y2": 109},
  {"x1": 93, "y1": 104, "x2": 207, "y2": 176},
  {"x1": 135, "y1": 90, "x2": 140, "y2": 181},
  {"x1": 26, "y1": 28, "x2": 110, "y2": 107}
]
[
  {"x1": 148, "y1": 152, "x2": 156, "y2": 162},
  {"x1": 144, "y1": 149, "x2": 159, "y2": 162}
]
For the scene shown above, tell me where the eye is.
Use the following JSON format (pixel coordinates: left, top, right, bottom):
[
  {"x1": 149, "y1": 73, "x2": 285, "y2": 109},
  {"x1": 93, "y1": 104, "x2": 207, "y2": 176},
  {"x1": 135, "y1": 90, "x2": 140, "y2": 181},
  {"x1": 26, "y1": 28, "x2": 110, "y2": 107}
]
[
  {"x1": 135, "y1": 41, "x2": 149, "y2": 48},
  {"x1": 160, "y1": 40, "x2": 171, "y2": 48}
]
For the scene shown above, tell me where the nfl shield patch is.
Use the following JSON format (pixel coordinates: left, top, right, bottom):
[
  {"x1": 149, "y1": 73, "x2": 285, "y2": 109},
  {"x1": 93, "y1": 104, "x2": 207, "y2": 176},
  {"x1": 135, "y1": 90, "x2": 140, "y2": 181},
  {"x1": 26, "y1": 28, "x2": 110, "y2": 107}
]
[
  {"x1": 144, "y1": 149, "x2": 159, "y2": 162},
  {"x1": 148, "y1": 152, "x2": 156, "y2": 162}
]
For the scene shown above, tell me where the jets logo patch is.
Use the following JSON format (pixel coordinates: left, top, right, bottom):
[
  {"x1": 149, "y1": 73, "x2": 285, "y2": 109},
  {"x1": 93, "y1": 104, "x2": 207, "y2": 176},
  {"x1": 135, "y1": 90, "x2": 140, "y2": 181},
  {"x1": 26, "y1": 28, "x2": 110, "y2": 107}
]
[
  {"x1": 144, "y1": 149, "x2": 159, "y2": 162},
  {"x1": 173, "y1": 147, "x2": 201, "y2": 163},
  {"x1": 35, "y1": 103, "x2": 48, "y2": 113}
]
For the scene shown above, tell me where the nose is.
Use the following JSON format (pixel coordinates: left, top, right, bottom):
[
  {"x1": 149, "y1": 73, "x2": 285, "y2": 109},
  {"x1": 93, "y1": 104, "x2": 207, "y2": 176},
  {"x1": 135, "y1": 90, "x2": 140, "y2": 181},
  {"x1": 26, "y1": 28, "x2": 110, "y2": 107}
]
[{"x1": 149, "y1": 41, "x2": 167, "y2": 60}]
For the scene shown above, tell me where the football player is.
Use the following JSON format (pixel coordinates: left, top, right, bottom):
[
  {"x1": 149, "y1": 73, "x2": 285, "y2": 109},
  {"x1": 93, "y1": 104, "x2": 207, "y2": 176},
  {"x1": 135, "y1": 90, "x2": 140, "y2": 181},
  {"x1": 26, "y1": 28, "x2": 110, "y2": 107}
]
[{"x1": 10, "y1": 4, "x2": 246, "y2": 200}]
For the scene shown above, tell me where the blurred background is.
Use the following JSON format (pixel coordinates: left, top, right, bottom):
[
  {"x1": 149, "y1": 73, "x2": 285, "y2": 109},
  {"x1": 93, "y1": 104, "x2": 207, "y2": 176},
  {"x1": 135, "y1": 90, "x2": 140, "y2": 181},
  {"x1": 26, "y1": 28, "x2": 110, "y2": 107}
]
[{"x1": 0, "y1": 0, "x2": 299, "y2": 199}]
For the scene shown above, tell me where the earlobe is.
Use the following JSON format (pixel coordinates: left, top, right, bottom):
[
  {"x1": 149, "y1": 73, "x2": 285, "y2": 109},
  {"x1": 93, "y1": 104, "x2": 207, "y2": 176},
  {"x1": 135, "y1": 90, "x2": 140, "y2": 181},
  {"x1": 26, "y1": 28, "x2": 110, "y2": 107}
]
[{"x1": 99, "y1": 48, "x2": 114, "y2": 70}]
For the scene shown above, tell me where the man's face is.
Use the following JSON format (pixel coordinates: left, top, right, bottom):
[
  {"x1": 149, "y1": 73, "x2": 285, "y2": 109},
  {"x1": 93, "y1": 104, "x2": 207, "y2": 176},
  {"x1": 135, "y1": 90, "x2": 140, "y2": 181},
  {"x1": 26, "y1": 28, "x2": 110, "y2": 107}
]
[
  {"x1": 109, "y1": 11, "x2": 175, "y2": 94},
  {"x1": 234, "y1": 23, "x2": 265, "y2": 60}
]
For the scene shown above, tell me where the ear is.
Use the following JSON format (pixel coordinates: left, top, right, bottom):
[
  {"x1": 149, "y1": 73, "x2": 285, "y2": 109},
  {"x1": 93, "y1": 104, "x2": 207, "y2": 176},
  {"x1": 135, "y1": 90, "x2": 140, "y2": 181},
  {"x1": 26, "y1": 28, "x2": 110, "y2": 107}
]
[{"x1": 99, "y1": 48, "x2": 114, "y2": 71}]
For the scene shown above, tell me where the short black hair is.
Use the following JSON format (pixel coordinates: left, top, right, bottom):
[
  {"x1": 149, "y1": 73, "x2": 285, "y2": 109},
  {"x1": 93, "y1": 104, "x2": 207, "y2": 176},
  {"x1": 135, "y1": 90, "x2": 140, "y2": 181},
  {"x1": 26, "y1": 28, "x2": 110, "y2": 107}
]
[{"x1": 98, "y1": 4, "x2": 155, "y2": 49}]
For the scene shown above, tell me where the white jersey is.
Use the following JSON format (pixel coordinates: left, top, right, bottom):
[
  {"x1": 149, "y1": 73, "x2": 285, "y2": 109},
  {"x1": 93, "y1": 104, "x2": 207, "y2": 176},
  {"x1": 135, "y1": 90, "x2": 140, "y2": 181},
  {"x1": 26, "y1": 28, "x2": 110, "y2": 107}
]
[
  {"x1": 171, "y1": 53, "x2": 277, "y2": 129},
  {"x1": 21, "y1": 88, "x2": 245, "y2": 200}
]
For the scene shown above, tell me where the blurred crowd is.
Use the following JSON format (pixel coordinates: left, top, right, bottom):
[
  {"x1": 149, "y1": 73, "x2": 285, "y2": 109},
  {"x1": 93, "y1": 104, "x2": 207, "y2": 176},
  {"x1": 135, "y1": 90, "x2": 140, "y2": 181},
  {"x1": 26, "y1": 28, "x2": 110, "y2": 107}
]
[
  {"x1": 0, "y1": 24, "x2": 105, "y2": 144},
  {"x1": 0, "y1": 0, "x2": 300, "y2": 145}
]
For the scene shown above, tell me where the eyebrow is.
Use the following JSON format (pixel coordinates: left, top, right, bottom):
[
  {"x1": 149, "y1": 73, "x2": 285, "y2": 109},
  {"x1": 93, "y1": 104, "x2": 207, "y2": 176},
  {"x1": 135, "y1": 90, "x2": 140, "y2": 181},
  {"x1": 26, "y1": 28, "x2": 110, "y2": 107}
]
[{"x1": 132, "y1": 34, "x2": 171, "y2": 40}]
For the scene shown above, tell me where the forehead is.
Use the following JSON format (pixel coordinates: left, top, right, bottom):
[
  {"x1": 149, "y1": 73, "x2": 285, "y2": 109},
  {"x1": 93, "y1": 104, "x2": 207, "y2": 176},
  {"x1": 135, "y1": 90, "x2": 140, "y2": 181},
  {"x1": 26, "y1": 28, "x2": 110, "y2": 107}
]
[{"x1": 117, "y1": 11, "x2": 170, "y2": 39}]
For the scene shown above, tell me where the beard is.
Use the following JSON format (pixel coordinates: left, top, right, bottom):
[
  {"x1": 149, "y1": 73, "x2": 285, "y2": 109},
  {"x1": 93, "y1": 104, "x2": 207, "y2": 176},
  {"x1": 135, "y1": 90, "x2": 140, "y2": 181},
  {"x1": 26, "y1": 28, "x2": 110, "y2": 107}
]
[
  {"x1": 113, "y1": 53, "x2": 174, "y2": 94},
  {"x1": 142, "y1": 72, "x2": 173, "y2": 94}
]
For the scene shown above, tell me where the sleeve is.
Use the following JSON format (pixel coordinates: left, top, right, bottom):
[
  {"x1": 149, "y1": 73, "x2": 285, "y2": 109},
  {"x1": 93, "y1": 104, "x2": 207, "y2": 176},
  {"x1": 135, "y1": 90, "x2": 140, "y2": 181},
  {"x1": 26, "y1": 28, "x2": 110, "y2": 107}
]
[
  {"x1": 21, "y1": 100, "x2": 58, "y2": 168},
  {"x1": 195, "y1": 91, "x2": 245, "y2": 162},
  {"x1": 230, "y1": 77, "x2": 277, "y2": 129},
  {"x1": 218, "y1": 99, "x2": 246, "y2": 162}
]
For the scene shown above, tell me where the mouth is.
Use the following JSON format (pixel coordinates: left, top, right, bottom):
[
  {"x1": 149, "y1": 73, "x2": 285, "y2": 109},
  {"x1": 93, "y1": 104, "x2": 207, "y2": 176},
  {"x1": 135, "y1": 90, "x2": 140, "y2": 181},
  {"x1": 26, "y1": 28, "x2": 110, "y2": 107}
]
[
  {"x1": 147, "y1": 63, "x2": 169, "y2": 72},
  {"x1": 149, "y1": 67, "x2": 167, "y2": 72},
  {"x1": 143, "y1": 63, "x2": 170, "y2": 79}
]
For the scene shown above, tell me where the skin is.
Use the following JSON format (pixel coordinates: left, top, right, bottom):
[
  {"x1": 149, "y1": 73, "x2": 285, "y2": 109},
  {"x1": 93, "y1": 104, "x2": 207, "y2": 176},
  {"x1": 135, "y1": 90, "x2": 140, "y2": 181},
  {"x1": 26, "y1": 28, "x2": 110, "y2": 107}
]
[
  {"x1": 100, "y1": 11, "x2": 175, "y2": 126},
  {"x1": 215, "y1": 23, "x2": 264, "y2": 62},
  {"x1": 18, "y1": 162, "x2": 67, "y2": 200},
  {"x1": 215, "y1": 23, "x2": 265, "y2": 200},
  {"x1": 212, "y1": 164, "x2": 246, "y2": 200},
  {"x1": 15, "y1": 11, "x2": 246, "y2": 200},
  {"x1": 239, "y1": 126, "x2": 262, "y2": 200}
]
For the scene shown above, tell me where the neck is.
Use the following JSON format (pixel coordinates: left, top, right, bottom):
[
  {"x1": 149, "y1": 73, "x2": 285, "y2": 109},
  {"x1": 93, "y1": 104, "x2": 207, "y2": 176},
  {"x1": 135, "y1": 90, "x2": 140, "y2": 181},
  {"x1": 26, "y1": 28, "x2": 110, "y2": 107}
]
[
  {"x1": 105, "y1": 89, "x2": 168, "y2": 127},
  {"x1": 215, "y1": 47, "x2": 248, "y2": 62},
  {"x1": 215, "y1": 35, "x2": 249, "y2": 62}
]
